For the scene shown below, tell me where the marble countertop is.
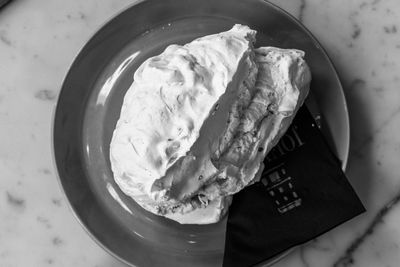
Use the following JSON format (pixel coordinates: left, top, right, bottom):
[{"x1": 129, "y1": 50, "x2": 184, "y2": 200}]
[{"x1": 1, "y1": 0, "x2": 399, "y2": 266}]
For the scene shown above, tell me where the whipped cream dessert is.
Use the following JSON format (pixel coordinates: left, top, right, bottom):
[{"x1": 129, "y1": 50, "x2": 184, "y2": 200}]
[{"x1": 110, "y1": 25, "x2": 311, "y2": 224}]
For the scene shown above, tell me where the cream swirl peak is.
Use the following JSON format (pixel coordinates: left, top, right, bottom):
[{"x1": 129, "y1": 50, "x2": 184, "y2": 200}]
[{"x1": 110, "y1": 25, "x2": 311, "y2": 224}]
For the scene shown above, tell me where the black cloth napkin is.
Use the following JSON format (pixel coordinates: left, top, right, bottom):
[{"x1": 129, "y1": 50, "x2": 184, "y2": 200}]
[{"x1": 223, "y1": 106, "x2": 365, "y2": 267}]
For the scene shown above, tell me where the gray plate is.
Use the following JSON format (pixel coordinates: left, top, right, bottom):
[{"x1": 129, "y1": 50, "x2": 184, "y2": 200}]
[{"x1": 53, "y1": 0, "x2": 349, "y2": 266}]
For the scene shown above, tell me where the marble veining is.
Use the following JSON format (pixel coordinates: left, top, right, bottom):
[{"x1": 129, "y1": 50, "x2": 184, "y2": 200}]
[
  {"x1": 6, "y1": 191, "x2": 25, "y2": 209},
  {"x1": 348, "y1": 11, "x2": 362, "y2": 41},
  {"x1": 0, "y1": 31, "x2": 12, "y2": 46},
  {"x1": 1, "y1": 0, "x2": 400, "y2": 266},
  {"x1": 52, "y1": 198, "x2": 62, "y2": 206},
  {"x1": 333, "y1": 191, "x2": 400, "y2": 267},
  {"x1": 298, "y1": 0, "x2": 306, "y2": 23},
  {"x1": 52, "y1": 236, "x2": 63, "y2": 246},
  {"x1": 34, "y1": 90, "x2": 57, "y2": 102},
  {"x1": 351, "y1": 105, "x2": 400, "y2": 157},
  {"x1": 37, "y1": 216, "x2": 52, "y2": 229}
]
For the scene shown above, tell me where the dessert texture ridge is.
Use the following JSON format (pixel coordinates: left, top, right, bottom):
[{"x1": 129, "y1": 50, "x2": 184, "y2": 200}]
[{"x1": 110, "y1": 24, "x2": 311, "y2": 224}]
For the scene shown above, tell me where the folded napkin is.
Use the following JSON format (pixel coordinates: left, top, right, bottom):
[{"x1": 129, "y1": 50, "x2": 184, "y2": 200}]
[{"x1": 223, "y1": 106, "x2": 365, "y2": 267}]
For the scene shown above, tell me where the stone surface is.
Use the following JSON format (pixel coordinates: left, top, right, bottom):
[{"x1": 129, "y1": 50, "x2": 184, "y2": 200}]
[{"x1": 1, "y1": 0, "x2": 399, "y2": 266}]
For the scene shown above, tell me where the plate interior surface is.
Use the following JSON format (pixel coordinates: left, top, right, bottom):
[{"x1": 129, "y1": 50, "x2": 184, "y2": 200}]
[{"x1": 53, "y1": 0, "x2": 349, "y2": 266}]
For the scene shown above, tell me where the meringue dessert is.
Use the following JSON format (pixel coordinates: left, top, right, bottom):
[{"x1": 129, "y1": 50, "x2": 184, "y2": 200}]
[{"x1": 110, "y1": 24, "x2": 311, "y2": 224}]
